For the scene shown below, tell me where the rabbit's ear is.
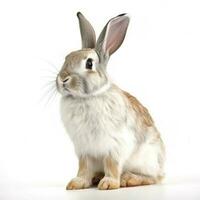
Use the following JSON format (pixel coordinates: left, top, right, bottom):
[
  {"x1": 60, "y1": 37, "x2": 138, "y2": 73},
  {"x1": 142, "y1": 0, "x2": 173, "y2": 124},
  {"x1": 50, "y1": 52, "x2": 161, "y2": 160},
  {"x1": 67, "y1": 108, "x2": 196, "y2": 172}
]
[
  {"x1": 77, "y1": 12, "x2": 96, "y2": 49},
  {"x1": 96, "y1": 14, "x2": 130, "y2": 60}
]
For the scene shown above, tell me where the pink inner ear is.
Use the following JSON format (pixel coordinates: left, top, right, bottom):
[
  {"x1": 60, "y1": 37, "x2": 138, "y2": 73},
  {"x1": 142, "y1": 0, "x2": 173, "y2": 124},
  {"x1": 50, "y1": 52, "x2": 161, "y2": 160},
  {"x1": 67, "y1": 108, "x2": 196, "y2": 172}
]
[{"x1": 105, "y1": 18, "x2": 129, "y2": 55}]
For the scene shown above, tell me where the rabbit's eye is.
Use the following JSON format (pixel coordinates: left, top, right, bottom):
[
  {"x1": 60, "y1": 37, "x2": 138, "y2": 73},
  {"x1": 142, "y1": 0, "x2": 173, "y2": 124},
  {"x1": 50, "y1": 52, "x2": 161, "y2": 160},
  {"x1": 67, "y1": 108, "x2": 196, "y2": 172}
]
[{"x1": 86, "y1": 58, "x2": 93, "y2": 70}]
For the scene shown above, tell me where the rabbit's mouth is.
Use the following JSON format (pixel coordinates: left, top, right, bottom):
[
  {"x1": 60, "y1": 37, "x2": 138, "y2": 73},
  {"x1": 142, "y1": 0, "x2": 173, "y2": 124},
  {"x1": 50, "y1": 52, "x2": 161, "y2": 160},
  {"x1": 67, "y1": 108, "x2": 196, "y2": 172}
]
[
  {"x1": 63, "y1": 85, "x2": 69, "y2": 91},
  {"x1": 60, "y1": 84, "x2": 72, "y2": 93}
]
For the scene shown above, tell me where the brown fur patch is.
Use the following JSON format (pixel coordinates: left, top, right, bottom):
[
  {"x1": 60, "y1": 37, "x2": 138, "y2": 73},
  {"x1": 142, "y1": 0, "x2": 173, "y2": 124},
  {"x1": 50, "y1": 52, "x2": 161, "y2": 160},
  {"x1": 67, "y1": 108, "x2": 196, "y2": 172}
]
[
  {"x1": 69, "y1": 76, "x2": 78, "y2": 89},
  {"x1": 77, "y1": 156, "x2": 88, "y2": 177},
  {"x1": 64, "y1": 49, "x2": 91, "y2": 67},
  {"x1": 122, "y1": 90, "x2": 154, "y2": 127},
  {"x1": 59, "y1": 71, "x2": 70, "y2": 81},
  {"x1": 104, "y1": 157, "x2": 119, "y2": 179}
]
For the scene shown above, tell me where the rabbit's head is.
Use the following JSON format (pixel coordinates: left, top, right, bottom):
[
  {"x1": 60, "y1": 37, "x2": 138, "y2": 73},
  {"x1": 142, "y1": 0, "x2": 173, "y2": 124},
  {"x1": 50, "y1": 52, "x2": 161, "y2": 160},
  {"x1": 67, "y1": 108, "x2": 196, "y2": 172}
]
[{"x1": 56, "y1": 12, "x2": 130, "y2": 97}]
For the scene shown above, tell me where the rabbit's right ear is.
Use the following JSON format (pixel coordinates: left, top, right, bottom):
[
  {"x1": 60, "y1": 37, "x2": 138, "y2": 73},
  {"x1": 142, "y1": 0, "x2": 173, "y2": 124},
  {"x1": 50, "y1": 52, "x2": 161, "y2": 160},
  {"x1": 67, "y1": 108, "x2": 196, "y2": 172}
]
[
  {"x1": 96, "y1": 14, "x2": 130, "y2": 63},
  {"x1": 77, "y1": 12, "x2": 96, "y2": 49}
]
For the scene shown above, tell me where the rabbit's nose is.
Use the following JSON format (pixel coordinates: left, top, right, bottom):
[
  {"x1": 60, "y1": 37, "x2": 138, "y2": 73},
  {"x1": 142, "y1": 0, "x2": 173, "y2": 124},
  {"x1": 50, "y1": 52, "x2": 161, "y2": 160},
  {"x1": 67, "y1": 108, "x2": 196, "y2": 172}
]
[
  {"x1": 62, "y1": 76, "x2": 71, "y2": 83},
  {"x1": 63, "y1": 78, "x2": 69, "y2": 83}
]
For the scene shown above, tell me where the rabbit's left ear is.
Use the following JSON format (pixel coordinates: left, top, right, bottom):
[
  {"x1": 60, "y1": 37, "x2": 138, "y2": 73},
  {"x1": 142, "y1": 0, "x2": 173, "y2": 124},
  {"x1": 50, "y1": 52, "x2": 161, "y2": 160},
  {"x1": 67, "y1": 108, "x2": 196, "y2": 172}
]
[
  {"x1": 77, "y1": 12, "x2": 96, "y2": 49},
  {"x1": 96, "y1": 14, "x2": 130, "y2": 60}
]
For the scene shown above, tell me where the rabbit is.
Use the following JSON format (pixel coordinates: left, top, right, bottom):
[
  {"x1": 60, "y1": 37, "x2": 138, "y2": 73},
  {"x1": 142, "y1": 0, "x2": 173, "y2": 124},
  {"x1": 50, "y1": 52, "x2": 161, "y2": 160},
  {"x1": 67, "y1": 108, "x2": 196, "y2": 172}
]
[{"x1": 56, "y1": 12, "x2": 165, "y2": 190}]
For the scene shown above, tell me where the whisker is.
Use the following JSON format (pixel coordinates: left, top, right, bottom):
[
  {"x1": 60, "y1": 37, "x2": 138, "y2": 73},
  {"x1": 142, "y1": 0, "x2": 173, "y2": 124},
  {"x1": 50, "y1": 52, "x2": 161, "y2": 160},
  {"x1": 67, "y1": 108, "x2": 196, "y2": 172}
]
[
  {"x1": 39, "y1": 58, "x2": 60, "y2": 107},
  {"x1": 48, "y1": 87, "x2": 58, "y2": 105},
  {"x1": 41, "y1": 68, "x2": 58, "y2": 76},
  {"x1": 40, "y1": 75, "x2": 57, "y2": 80},
  {"x1": 44, "y1": 87, "x2": 58, "y2": 107},
  {"x1": 41, "y1": 80, "x2": 56, "y2": 90},
  {"x1": 40, "y1": 59, "x2": 59, "y2": 73},
  {"x1": 39, "y1": 83, "x2": 57, "y2": 105}
]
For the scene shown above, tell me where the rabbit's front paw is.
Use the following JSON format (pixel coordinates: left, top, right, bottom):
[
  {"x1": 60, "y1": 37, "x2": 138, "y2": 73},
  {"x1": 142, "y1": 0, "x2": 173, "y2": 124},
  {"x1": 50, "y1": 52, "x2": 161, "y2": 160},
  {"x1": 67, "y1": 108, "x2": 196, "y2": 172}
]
[
  {"x1": 98, "y1": 177, "x2": 120, "y2": 190},
  {"x1": 66, "y1": 177, "x2": 91, "y2": 190}
]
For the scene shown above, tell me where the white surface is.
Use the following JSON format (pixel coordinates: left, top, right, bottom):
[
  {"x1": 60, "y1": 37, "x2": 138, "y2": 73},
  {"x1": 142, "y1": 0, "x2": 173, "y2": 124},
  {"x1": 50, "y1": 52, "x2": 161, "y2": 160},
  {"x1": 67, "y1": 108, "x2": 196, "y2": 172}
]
[
  {"x1": 0, "y1": 0, "x2": 200, "y2": 199},
  {"x1": 1, "y1": 177, "x2": 200, "y2": 200}
]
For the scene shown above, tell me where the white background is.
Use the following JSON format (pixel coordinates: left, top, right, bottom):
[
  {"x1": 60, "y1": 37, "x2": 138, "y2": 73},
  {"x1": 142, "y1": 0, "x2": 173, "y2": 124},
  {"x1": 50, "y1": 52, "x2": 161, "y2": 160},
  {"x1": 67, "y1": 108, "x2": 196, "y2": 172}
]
[{"x1": 0, "y1": 0, "x2": 200, "y2": 199}]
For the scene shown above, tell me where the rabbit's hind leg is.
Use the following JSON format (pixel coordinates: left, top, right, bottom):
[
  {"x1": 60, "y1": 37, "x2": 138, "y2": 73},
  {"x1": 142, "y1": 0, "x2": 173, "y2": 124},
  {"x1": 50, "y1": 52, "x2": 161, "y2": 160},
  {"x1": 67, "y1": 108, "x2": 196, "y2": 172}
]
[{"x1": 120, "y1": 172, "x2": 159, "y2": 187}]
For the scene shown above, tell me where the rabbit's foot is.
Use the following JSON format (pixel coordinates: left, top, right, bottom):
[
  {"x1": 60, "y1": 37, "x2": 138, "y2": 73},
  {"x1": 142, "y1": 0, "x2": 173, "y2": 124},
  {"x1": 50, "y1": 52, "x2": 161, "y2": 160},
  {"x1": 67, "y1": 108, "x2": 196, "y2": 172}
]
[
  {"x1": 66, "y1": 177, "x2": 91, "y2": 190},
  {"x1": 98, "y1": 177, "x2": 120, "y2": 190},
  {"x1": 120, "y1": 172, "x2": 156, "y2": 187}
]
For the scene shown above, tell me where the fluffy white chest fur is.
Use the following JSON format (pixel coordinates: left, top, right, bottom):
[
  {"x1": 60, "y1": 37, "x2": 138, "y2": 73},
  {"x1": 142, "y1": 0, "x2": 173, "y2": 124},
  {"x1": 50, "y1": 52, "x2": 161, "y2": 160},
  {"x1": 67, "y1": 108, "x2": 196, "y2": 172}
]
[{"x1": 60, "y1": 87, "x2": 136, "y2": 162}]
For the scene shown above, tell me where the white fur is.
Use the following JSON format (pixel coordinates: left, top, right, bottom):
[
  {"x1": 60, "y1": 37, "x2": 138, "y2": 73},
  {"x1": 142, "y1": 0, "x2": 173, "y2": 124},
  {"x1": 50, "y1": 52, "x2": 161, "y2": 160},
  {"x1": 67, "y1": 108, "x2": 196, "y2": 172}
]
[
  {"x1": 60, "y1": 85, "x2": 164, "y2": 178},
  {"x1": 124, "y1": 127, "x2": 165, "y2": 177},
  {"x1": 60, "y1": 86, "x2": 136, "y2": 161}
]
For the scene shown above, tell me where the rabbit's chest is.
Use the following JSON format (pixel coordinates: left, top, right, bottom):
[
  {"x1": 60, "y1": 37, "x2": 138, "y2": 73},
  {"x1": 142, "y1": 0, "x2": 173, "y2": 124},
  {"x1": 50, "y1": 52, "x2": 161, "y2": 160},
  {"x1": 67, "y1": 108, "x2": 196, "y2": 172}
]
[
  {"x1": 60, "y1": 94, "x2": 135, "y2": 157},
  {"x1": 60, "y1": 95, "x2": 126, "y2": 134}
]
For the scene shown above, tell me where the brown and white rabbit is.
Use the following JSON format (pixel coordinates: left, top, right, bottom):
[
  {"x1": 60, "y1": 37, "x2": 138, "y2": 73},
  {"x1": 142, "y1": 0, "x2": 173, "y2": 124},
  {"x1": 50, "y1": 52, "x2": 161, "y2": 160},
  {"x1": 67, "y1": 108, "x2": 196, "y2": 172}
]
[{"x1": 56, "y1": 12, "x2": 165, "y2": 190}]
